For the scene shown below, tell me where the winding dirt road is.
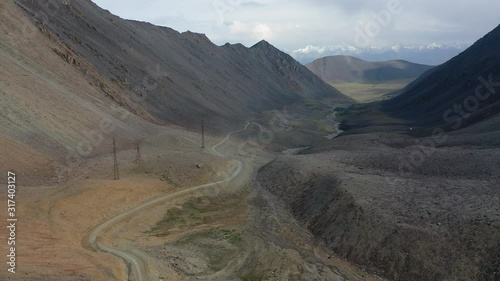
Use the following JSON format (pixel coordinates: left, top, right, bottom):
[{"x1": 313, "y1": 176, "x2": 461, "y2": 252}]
[{"x1": 87, "y1": 121, "x2": 258, "y2": 281}]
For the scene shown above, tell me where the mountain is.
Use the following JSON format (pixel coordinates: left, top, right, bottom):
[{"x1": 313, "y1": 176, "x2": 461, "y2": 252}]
[
  {"x1": 382, "y1": 24, "x2": 500, "y2": 130},
  {"x1": 342, "y1": 24, "x2": 500, "y2": 135},
  {"x1": 0, "y1": 0, "x2": 349, "y2": 184},
  {"x1": 306, "y1": 55, "x2": 433, "y2": 84},
  {"x1": 291, "y1": 44, "x2": 469, "y2": 65},
  {"x1": 15, "y1": 0, "x2": 349, "y2": 130}
]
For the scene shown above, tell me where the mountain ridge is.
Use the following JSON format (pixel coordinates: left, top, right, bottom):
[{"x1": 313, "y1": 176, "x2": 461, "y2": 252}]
[
  {"x1": 306, "y1": 55, "x2": 434, "y2": 84},
  {"x1": 0, "y1": 0, "x2": 350, "y2": 184},
  {"x1": 383, "y1": 24, "x2": 500, "y2": 130},
  {"x1": 12, "y1": 0, "x2": 350, "y2": 130},
  {"x1": 338, "y1": 24, "x2": 500, "y2": 136}
]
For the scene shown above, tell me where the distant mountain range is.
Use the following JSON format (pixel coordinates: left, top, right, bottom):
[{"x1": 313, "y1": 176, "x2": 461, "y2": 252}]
[
  {"x1": 383, "y1": 24, "x2": 500, "y2": 131},
  {"x1": 306, "y1": 56, "x2": 433, "y2": 84},
  {"x1": 290, "y1": 43, "x2": 470, "y2": 66},
  {"x1": 343, "y1": 24, "x2": 500, "y2": 136}
]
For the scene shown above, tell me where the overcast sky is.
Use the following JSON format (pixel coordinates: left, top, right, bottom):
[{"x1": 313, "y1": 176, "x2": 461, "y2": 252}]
[{"x1": 92, "y1": 0, "x2": 499, "y2": 60}]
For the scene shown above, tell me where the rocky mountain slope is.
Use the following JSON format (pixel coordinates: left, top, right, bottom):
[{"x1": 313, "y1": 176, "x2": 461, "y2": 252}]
[
  {"x1": 14, "y1": 0, "x2": 349, "y2": 129},
  {"x1": 342, "y1": 24, "x2": 500, "y2": 133},
  {"x1": 258, "y1": 134, "x2": 500, "y2": 281},
  {"x1": 387, "y1": 25, "x2": 500, "y2": 130},
  {"x1": 0, "y1": 0, "x2": 349, "y2": 184},
  {"x1": 306, "y1": 55, "x2": 433, "y2": 84},
  {"x1": 383, "y1": 24, "x2": 500, "y2": 130}
]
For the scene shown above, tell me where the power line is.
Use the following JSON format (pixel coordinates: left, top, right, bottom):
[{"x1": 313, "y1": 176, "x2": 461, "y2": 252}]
[{"x1": 113, "y1": 137, "x2": 119, "y2": 180}]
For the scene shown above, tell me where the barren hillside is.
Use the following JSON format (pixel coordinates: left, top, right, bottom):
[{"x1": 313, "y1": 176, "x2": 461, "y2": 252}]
[
  {"x1": 13, "y1": 0, "x2": 349, "y2": 129},
  {"x1": 341, "y1": 24, "x2": 500, "y2": 133},
  {"x1": 306, "y1": 55, "x2": 433, "y2": 84},
  {"x1": 258, "y1": 132, "x2": 500, "y2": 281},
  {"x1": 0, "y1": 0, "x2": 350, "y2": 185}
]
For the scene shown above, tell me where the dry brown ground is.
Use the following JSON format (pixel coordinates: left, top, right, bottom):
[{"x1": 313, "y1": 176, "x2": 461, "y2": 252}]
[
  {"x1": 0, "y1": 128, "x2": 231, "y2": 280},
  {"x1": 0, "y1": 116, "x2": 386, "y2": 281}
]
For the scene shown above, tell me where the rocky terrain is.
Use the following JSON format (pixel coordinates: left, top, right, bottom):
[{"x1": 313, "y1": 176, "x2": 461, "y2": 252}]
[
  {"x1": 258, "y1": 23, "x2": 500, "y2": 281},
  {"x1": 0, "y1": 1, "x2": 370, "y2": 280},
  {"x1": 1, "y1": 0, "x2": 499, "y2": 280},
  {"x1": 258, "y1": 133, "x2": 500, "y2": 281},
  {"x1": 14, "y1": 0, "x2": 349, "y2": 131}
]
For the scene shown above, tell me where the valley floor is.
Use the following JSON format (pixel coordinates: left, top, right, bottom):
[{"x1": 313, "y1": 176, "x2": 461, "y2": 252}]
[
  {"x1": 3, "y1": 101, "x2": 497, "y2": 281},
  {"x1": 0, "y1": 106, "x2": 384, "y2": 281}
]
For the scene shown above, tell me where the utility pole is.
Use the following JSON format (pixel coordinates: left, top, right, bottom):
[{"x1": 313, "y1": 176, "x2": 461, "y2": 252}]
[
  {"x1": 113, "y1": 137, "x2": 119, "y2": 180},
  {"x1": 135, "y1": 141, "x2": 142, "y2": 163},
  {"x1": 201, "y1": 118, "x2": 205, "y2": 148}
]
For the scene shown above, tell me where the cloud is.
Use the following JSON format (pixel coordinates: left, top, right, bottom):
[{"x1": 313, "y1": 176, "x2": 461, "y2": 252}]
[
  {"x1": 226, "y1": 21, "x2": 274, "y2": 42},
  {"x1": 293, "y1": 45, "x2": 327, "y2": 55},
  {"x1": 290, "y1": 44, "x2": 361, "y2": 57},
  {"x1": 253, "y1": 23, "x2": 274, "y2": 40}
]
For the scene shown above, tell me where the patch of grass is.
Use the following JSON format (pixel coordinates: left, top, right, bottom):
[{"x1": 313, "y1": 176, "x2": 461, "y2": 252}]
[
  {"x1": 223, "y1": 229, "x2": 244, "y2": 245},
  {"x1": 180, "y1": 228, "x2": 244, "y2": 246},
  {"x1": 308, "y1": 110, "x2": 331, "y2": 121},
  {"x1": 241, "y1": 272, "x2": 266, "y2": 281},
  {"x1": 318, "y1": 122, "x2": 335, "y2": 133},
  {"x1": 304, "y1": 98, "x2": 323, "y2": 107},
  {"x1": 148, "y1": 193, "x2": 246, "y2": 237},
  {"x1": 147, "y1": 197, "x2": 218, "y2": 236},
  {"x1": 174, "y1": 228, "x2": 245, "y2": 271},
  {"x1": 332, "y1": 80, "x2": 412, "y2": 102}
]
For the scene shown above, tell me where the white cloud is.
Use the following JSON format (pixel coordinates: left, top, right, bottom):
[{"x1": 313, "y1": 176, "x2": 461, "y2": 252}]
[
  {"x1": 290, "y1": 44, "x2": 362, "y2": 57},
  {"x1": 293, "y1": 45, "x2": 327, "y2": 55},
  {"x1": 253, "y1": 23, "x2": 274, "y2": 40},
  {"x1": 225, "y1": 21, "x2": 274, "y2": 42}
]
